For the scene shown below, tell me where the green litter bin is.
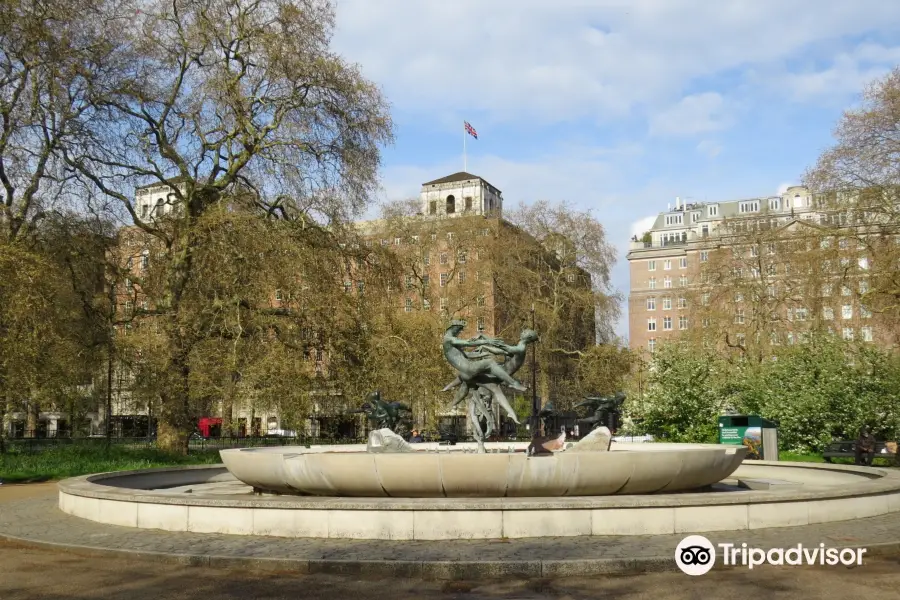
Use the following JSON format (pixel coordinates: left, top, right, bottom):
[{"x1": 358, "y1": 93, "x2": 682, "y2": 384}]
[{"x1": 718, "y1": 415, "x2": 779, "y2": 460}]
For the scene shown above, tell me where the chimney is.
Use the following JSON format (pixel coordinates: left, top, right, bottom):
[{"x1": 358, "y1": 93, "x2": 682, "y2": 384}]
[{"x1": 675, "y1": 196, "x2": 681, "y2": 210}]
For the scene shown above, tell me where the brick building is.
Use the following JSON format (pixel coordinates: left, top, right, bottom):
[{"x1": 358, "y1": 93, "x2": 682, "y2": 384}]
[{"x1": 627, "y1": 185, "x2": 897, "y2": 354}]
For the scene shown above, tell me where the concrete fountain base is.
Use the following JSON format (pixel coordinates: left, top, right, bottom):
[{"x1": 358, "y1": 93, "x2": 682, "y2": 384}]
[{"x1": 55, "y1": 443, "x2": 900, "y2": 540}]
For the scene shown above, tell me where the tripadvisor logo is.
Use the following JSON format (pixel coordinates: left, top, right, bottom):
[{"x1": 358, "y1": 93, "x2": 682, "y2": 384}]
[{"x1": 675, "y1": 535, "x2": 867, "y2": 575}]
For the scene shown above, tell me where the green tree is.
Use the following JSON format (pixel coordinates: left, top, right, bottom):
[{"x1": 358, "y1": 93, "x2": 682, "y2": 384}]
[{"x1": 62, "y1": 0, "x2": 392, "y2": 453}]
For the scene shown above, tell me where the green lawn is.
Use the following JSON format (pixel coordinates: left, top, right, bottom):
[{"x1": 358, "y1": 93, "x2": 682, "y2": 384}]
[
  {"x1": 0, "y1": 445, "x2": 221, "y2": 483},
  {"x1": 779, "y1": 450, "x2": 897, "y2": 466}
]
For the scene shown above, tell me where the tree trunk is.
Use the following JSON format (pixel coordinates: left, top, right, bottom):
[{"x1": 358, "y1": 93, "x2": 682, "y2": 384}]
[
  {"x1": 25, "y1": 399, "x2": 39, "y2": 438},
  {"x1": 156, "y1": 343, "x2": 193, "y2": 455},
  {"x1": 0, "y1": 389, "x2": 8, "y2": 454}
]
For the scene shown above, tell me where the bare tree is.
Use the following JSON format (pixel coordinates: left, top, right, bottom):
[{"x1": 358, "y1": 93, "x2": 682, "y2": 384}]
[{"x1": 804, "y1": 67, "x2": 900, "y2": 328}]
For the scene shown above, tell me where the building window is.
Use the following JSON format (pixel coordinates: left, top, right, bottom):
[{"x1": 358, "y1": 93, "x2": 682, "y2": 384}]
[
  {"x1": 275, "y1": 289, "x2": 283, "y2": 301},
  {"x1": 663, "y1": 316, "x2": 672, "y2": 331},
  {"x1": 767, "y1": 243, "x2": 776, "y2": 255},
  {"x1": 394, "y1": 237, "x2": 401, "y2": 246},
  {"x1": 769, "y1": 198, "x2": 781, "y2": 210},
  {"x1": 343, "y1": 281, "x2": 351, "y2": 293},
  {"x1": 423, "y1": 299, "x2": 431, "y2": 311},
  {"x1": 750, "y1": 245, "x2": 759, "y2": 257},
  {"x1": 405, "y1": 298, "x2": 412, "y2": 313},
  {"x1": 381, "y1": 239, "x2": 389, "y2": 246},
  {"x1": 412, "y1": 235, "x2": 419, "y2": 244},
  {"x1": 421, "y1": 274, "x2": 430, "y2": 287},
  {"x1": 840, "y1": 257, "x2": 850, "y2": 268},
  {"x1": 738, "y1": 200, "x2": 760, "y2": 213},
  {"x1": 440, "y1": 273, "x2": 448, "y2": 287},
  {"x1": 842, "y1": 305, "x2": 853, "y2": 319},
  {"x1": 708, "y1": 205, "x2": 718, "y2": 217},
  {"x1": 795, "y1": 308, "x2": 808, "y2": 321},
  {"x1": 677, "y1": 297, "x2": 687, "y2": 309},
  {"x1": 440, "y1": 253, "x2": 448, "y2": 265},
  {"x1": 662, "y1": 297, "x2": 672, "y2": 310},
  {"x1": 679, "y1": 257, "x2": 687, "y2": 269},
  {"x1": 842, "y1": 285, "x2": 851, "y2": 296},
  {"x1": 647, "y1": 318, "x2": 657, "y2": 332},
  {"x1": 701, "y1": 293, "x2": 710, "y2": 306},
  {"x1": 477, "y1": 295, "x2": 485, "y2": 307},
  {"x1": 737, "y1": 333, "x2": 746, "y2": 346},
  {"x1": 141, "y1": 254, "x2": 149, "y2": 270},
  {"x1": 646, "y1": 297, "x2": 656, "y2": 311},
  {"x1": 440, "y1": 298, "x2": 448, "y2": 311},
  {"x1": 457, "y1": 250, "x2": 467, "y2": 263},
  {"x1": 429, "y1": 201, "x2": 437, "y2": 215},
  {"x1": 767, "y1": 285, "x2": 776, "y2": 298},
  {"x1": 649, "y1": 277, "x2": 657, "y2": 290},
  {"x1": 858, "y1": 257, "x2": 869, "y2": 270},
  {"x1": 477, "y1": 317, "x2": 485, "y2": 332},
  {"x1": 405, "y1": 275, "x2": 413, "y2": 289},
  {"x1": 465, "y1": 197, "x2": 473, "y2": 211},
  {"x1": 861, "y1": 305, "x2": 872, "y2": 319},
  {"x1": 566, "y1": 273, "x2": 575, "y2": 283},
  {"x1": 823, "y1": 307, "x2": 834, "y2": 320},
  {"x1": 861, "y1": 326, "x2": 873, "y2": 342},
  {"x1": 124, "y1": 301, "x2": 133, "y2": 315},
  {"x1": 821, "y1": 284, "x2": 832, "y2": 297},
  {"x1": 664, "y1": 277, "x2": 672, "y2": 289},
  {"x1": 423, "y1": 254, "x2": 431, "y2": 266},
  {"x1": 859, "y1": 280, "x2": 869, "y2": 294},
  {"x1": 665, "y1": 214, "x2": 684, "y2": 226},
  {"x1": 843, "y1": 327, "x2": 854, "y2": 341},
  {"x1": 664, "y1": 259, "x2": 672, "y2": 270},
  {"x1": 431, "y1": 233, "x2": 437, "y2": 241},
  {"x1": 679, "y1": 316, "x2": 688, "y2": 330},
  {"x1": 735, "y1": 292, "x2": 743, "y2": 303},
  {"x1": 767, "y1": 264, "x2": 777, "y2": 276},
  {"x1": 447, "y1": 232, "x2": 454, "y2": 241},
  {"x1": 702, "y1": 318, "x2": 710, "y2": 328},
  {"x1": 700, "y1": 251, "x2": 708, "y2": 262},
  {"x1": 458, "y1": 270, "x2": 466, "y2": 284},
  {"x1": 679, "y1": 276, "x2": 688, "y2": 287},
  {"x1": 735, "y1": 309, "x2": 744, "y2": 325},
  {"x1": 648, "y1": 338, "x2": 656, "y2": 352},
  {"x1": 125, "y1": 277, "x2": 133, "y2": 289},
  {"x1": 701, "y1": 224, "x2": 709, "y2": 237},
  {"x1": 648, "y1": 260, "x2": 656, "y2": 271},
  {"x1": 446, "y1": 195, "x2": 456, "y2": 214}
]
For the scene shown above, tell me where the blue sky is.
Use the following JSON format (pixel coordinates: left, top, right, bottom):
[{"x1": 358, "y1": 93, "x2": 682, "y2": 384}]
[{"x1": 330, "y1": 0, "x2": 900, "y2": 340}]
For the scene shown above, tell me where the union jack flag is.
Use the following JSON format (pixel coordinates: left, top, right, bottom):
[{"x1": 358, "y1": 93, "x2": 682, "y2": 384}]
[{"x1": 464, "y1": 121, "x2": 478, "y2": 139}]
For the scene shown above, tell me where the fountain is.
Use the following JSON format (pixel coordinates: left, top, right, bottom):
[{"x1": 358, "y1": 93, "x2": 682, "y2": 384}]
[{"x1": 53, "y1": 321, "x2": 900, "y2": 540}]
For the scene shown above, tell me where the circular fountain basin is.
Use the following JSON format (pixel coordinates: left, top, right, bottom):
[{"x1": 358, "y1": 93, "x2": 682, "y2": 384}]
[
  {"x1": 57, "y1": 449, "x2": 900, "y2": 539},
  {"x1": 219, "y1": 442, "x2": 747, "y2": 497}
]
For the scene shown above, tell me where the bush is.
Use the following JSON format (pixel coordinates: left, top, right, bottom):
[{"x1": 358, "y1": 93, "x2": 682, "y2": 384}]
[{"x1": 640, "y1": 335, "x2": 900, "y2": 453}]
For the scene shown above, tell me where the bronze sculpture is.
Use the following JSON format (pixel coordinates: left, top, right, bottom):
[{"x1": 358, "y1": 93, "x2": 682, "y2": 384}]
[{"x1": 441, "y1": 320, "x2": 539, "y2": 453}]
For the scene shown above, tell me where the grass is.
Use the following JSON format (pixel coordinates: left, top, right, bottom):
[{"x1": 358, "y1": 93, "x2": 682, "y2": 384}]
[
  {"x1": 779, "y1": 450, "x2": 897, "y2": 467},
  {"x1": 0, "y1": 444, "x2": 222, "y2": 483}
]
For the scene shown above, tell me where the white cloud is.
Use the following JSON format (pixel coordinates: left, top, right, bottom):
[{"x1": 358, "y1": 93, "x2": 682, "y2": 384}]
[
  {"x1": 332, "y1": 0, "x2": 900, "y2": 125},
  {"x1": 650, "y1": 93, "x2": 731, "y2": 136},
  {"x1": 777, "y1": 182, "x2": 793, "y2": 195},
  {"x1": 696, "y1": 140, "x2": 723, "y2": 158},
  {"x1": 630, "y1": 215, "x2": 658, "y2": 238}
]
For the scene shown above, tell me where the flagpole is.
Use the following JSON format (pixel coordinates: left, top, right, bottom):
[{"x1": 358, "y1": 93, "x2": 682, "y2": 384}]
[{"x1": 463, "y1": 121, "x2": 467, "y2": 172}]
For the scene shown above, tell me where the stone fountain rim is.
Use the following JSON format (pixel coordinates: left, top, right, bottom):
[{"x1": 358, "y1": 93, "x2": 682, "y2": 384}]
[{"x1": 57, "y1": 461, "x2": 900, "y2": 511}]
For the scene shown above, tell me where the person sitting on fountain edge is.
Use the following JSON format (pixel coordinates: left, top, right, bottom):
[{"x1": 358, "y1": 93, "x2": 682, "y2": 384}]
[{"x1": 409, "y1": 429, "x2": 423, "y2": 443}]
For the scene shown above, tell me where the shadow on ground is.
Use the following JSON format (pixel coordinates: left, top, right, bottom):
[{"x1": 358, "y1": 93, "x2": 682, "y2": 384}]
[{"x1": 2, "y1": 541, "x2": 900, "y2": 600}]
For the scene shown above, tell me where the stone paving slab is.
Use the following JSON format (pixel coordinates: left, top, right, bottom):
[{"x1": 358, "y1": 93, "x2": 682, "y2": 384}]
[{"x1": 2, "y1": 497, "x2": 900, "y2": 580}]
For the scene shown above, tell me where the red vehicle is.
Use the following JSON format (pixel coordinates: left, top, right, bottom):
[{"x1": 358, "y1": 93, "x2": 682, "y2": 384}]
[{"x1": 197, "y1": 417, "x2": 222, "y2": 438}]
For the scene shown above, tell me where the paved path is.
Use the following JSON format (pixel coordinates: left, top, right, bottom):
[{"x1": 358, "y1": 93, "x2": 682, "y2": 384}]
[
  {"x1": 2, "y1": 540, "x2": 900, "y2": 600},
  {"x1": 2, "y1": 485, "x2": 900, "y2": 579}
]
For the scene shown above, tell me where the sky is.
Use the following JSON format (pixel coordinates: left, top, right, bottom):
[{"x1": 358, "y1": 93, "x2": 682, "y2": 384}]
[{"x1": 329, "y1": 0, "x2": 900, "y2": 341}]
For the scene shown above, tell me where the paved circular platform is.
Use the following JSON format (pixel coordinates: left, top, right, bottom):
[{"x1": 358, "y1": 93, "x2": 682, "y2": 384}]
[
  {"x1": 56, "y1": 461, "x2": 900, "y2": 539},
  {"x1": 4, "y1": 494, "x2": 900, "y2": 579}
]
